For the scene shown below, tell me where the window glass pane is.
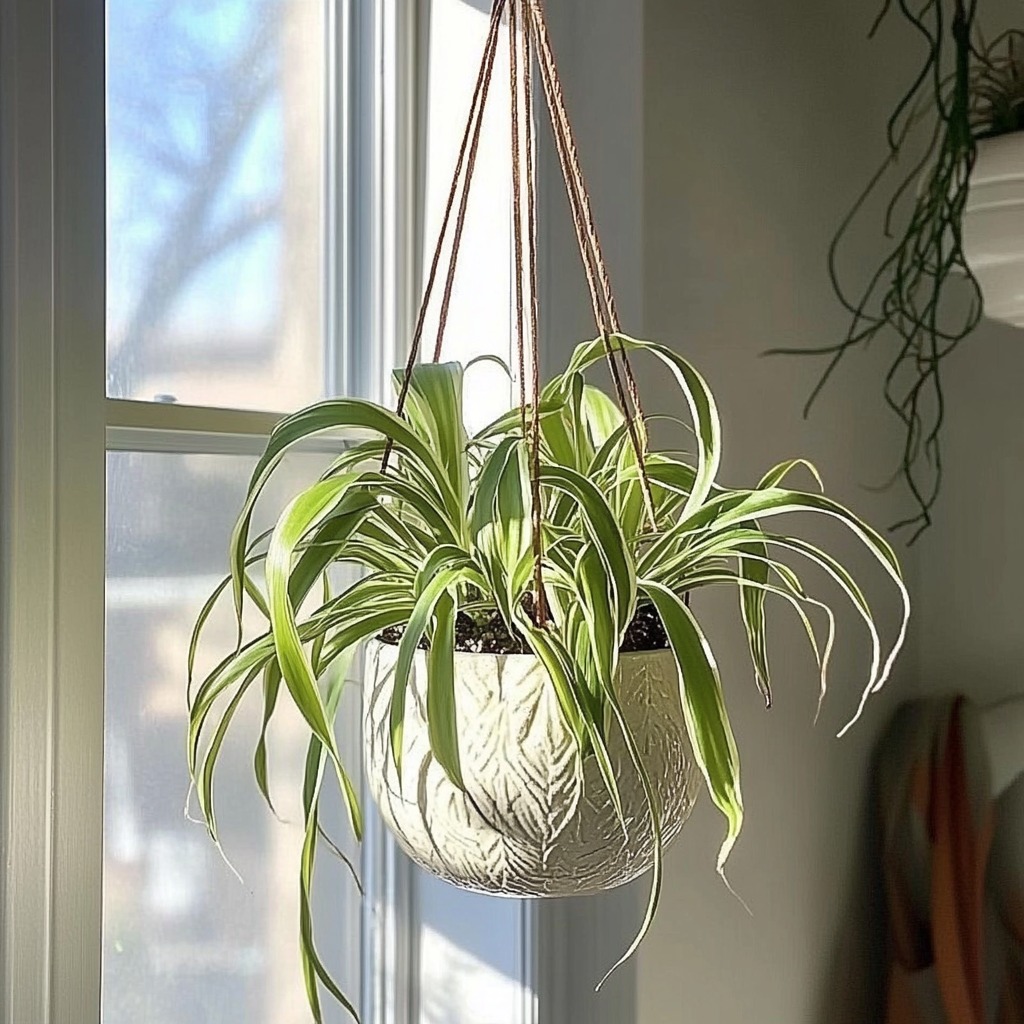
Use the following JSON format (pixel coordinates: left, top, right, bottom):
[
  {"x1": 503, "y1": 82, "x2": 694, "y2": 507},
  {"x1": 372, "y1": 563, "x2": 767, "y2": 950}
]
[
  {"x1": 422, "y1": 0, "x2": 513, "y2": 435},
  {"x1": 103, "y1": 452, "x2": 360, "y2": 1023},
  {"x1": 106, "y1": 0, "x2": 327, "y2": 411}
]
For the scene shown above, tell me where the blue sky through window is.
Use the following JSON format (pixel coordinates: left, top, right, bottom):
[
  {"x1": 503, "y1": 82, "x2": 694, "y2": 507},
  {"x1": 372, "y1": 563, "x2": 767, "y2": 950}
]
[{"x1": 107, "y1": 0, "x2": 284, "y2": 361}]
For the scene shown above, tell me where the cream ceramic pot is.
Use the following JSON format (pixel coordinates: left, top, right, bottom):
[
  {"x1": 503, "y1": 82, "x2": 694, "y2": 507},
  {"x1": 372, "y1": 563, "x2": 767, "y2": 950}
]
[
  {"x1": 363, "y1": 640, "x2": 702, "y2": 896},
  {"x1": 964, "y1": 132, "x2": 1024, "y2": 327}
]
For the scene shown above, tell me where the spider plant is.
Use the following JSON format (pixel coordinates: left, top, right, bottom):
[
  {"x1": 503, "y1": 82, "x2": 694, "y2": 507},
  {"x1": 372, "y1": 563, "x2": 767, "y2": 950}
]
[
  {"x1": 771, "y1": 0, "x2": 1024, "y2": 540},
  {"x1": 188, "y1": 334, "x2": 908, "y2": 1021}
]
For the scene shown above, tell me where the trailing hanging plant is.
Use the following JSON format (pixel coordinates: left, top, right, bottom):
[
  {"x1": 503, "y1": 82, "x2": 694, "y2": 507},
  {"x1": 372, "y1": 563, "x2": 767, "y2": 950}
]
[
  {"x1": 771, "y1": 1, "x2": 1024, "y2": 540},
  {"x1": 187, "y1": 1, "x2": 909, "y2": 1019}
]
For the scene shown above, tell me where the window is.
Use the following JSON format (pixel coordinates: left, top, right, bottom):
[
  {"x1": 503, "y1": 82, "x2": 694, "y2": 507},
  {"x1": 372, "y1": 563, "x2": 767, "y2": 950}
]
[
  {"x1": 2, "y1": 1, "x2": 553, "y2": 1023},
  {"x1": 2, "y1": 2, "x2": 638, "y2": 1024}
]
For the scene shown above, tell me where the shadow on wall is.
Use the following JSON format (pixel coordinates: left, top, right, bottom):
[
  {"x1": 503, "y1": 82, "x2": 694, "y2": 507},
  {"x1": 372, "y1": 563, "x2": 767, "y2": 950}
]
[{"x1": 811, "y1": 741, "x2": 887, "y2": 1024}]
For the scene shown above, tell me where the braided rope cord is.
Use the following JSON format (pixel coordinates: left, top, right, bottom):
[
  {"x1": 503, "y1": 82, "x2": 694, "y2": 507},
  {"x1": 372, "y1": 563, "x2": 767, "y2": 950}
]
[{"x1": 386, "y1": 0, "x2": 658, "y2": 624}]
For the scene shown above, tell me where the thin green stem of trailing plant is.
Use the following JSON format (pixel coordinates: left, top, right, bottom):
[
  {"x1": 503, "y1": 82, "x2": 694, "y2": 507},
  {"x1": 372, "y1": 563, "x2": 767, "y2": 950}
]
[{"x1": 769, "y1": 3, "x2": 1022, "y2": 541}]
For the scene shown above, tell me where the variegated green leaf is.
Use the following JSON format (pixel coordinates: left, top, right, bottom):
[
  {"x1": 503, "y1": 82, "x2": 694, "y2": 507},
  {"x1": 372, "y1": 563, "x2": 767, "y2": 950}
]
[
  {"x1": 190, "y1": 345, "x2": 908, "y2": 1023},
  {"x1": 426, "y1": 589, "x2": 463, "y2": 789},
  {"x1": 642, "y1": 579, "x2": 743, "y2": 876}
]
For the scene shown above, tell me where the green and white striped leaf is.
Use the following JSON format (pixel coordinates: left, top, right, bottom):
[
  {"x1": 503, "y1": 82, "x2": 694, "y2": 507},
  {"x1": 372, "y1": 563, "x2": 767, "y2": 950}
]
[{"x1": 642, "y1": 580, "x2": 743, "y2": 875}]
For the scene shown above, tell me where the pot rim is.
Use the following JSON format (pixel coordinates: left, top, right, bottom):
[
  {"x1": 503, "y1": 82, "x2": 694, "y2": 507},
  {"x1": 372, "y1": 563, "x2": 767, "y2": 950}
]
[
  {"x1": 366, "y1": 637, "x2": 674, "y2": 664},
  {"x1": 971, "y1": 129, "x2": 1024, "y2": 183},
  {"x1": 975, "y1": 127, "x2": 1024, "y2": 154}
]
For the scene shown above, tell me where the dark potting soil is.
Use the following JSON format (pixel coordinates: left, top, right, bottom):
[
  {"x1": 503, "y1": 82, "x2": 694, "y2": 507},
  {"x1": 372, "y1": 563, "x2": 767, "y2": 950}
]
[{"x1": 378, "y1": 600, "x2": 669, "y2": 655}]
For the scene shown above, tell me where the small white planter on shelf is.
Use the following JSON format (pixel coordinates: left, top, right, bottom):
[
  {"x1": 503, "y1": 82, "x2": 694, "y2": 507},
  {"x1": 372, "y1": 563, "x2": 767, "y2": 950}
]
[
  {"x1": 364, "y1": 641, "x2": 701, "y2": 896},
  {"x1": 963, "y1": 131, "x2": 1024, "y2": 327}
]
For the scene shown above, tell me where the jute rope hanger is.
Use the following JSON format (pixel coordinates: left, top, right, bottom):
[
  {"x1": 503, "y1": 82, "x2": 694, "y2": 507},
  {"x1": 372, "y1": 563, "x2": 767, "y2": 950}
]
[{"x1": 386, "y1": 0, "x2": 658, "y2": 625}]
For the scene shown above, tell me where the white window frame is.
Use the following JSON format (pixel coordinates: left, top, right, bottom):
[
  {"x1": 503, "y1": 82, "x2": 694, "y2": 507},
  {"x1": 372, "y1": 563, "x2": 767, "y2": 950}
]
[
  {"x1": 1, "y1": 0, "x2": 644, "y2": 1022},
  {"x1": 1, "y1": 3, "x2": 107, "y2": 1022}
]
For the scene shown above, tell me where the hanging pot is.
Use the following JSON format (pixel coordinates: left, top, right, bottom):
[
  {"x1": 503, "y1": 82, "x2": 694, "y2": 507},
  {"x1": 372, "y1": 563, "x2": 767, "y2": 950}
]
[
  {"x1": 363, "y1": 640, "x2": 702, "y2": 896},
  {"x1": 963, "y1": 131, "x2": 1024, "y2": 327}
]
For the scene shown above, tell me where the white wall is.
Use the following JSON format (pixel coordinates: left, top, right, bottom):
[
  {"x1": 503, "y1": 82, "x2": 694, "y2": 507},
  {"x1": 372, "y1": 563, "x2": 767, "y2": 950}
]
[
  {"x1": 537, "y1": 0, "x2": 1023, "y2": 1018},
  {"x1": 637, "y1": 1, "x2": 922, "y2": 1021},
  {"x1": 914, "y1": 323, "x2": 1024, "y2": 698},
  {"x1": 909, "y1": 0, "x2": 1024, "y2": 978}
]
